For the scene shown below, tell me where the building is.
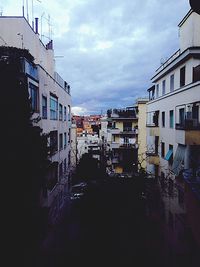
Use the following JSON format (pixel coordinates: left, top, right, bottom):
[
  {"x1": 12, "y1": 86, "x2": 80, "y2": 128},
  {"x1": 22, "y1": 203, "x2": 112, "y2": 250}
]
[
  {"x1": 135, "y1": 98, "x2": 149, "y2": 170},
  {"x1": 104, "y1": 99, "x2": 148, "y2": 177},
  {"x1": 0, "y1": 16, "x2": 72, "y2": 224},
  {"x1": 106, "y1": 106, "x2": 139, "y2": 177},
  {"x1": 146, "y1": 9, "x2": 200, "y2": 247}
]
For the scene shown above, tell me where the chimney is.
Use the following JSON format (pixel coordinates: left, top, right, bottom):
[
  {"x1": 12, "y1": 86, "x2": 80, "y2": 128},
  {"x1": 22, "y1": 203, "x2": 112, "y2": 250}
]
[{"x1": 35, "y1": 18, "x2": 39, "y2": 34}]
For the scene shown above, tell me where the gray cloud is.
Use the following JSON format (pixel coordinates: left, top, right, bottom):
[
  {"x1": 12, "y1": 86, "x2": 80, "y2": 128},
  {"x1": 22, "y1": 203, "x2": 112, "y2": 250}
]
[{"x1": 2, "y1": 0, "x2": 189, "y2": 115}]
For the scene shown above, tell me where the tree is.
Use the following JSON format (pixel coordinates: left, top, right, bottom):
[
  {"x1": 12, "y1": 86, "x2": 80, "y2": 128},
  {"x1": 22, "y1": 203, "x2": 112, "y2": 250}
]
[{"x1": 1, "y1": 47, "x2": 50, "y2": 266}]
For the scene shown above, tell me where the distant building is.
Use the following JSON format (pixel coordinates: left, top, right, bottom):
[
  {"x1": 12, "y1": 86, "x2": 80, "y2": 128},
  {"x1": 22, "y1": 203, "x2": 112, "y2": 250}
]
[
  {"x1": 104, "y1": 99, "x2": 148, "y2": 177},
  {"x1": 106, "y1": 106, "x2": 139, "y2": 176},
  {"x1": 0, "y1": 16, "x2": 72, "y2": 224},
  {"x1": 73, "y1": 114, "x2": 101, "y2": 137}
]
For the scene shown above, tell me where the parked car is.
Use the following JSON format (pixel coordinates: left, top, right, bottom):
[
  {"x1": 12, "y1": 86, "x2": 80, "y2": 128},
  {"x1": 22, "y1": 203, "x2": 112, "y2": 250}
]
[{"x1": 70, "y1": 182, "x2": 87, "y2": 201}]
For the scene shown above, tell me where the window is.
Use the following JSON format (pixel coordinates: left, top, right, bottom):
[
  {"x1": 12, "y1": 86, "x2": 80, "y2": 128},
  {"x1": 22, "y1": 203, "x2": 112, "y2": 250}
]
[
  {"x1": 50, "y1": 95, "x2": 58, "y2": 120},
  {"x1": 64, "y1": 158, "x2": 67, "y2": 173},
  {"x1": 68, "y1": 151, "x2": 71, "y2": 166},
  {"x1": 162, "y1": 80, "x2": 166, "y2": 95},
  {"x1": 42, "y1": 95, "x2": 47, "y2": 119},
  {"x1": 180, "y1": 66, "x2": 185, "y2": 87},
  {"x1": 179, "y1": 108, "x2": 185, "y2": 126},
  {"x1": 59, "y1": 103, "x2": 63, "y2": 121},
  {"x1": 162, "y1": 111, "x2": 165, "y2": 127},
  {"x1": 64, "y1": 132, "x2": 67, "y2": 148},
  {"x1": 169, "y1": 110, "x2": 174, "y2": 128},
  {"x1": 59, "y1": 133, "x2": 63, "y2": 150},
  {"x1": 156, "y1": 84, "x2": 159, "y2": 98},
  {"x1": 49, "y1": 131, "x2": 58, "y2": 154},
  {"x1": 59, "y1": 162, "x2": 63, "y2": 179},
  {"x1": 123, "y1": 121, "x2": 132, "y2": 131},
  {"x1": 193, "y1": 65, "x2": 200, "y2": 83},
  {"x1": 46, "y1": 162, "x2": 58, "y2": 191},
  {"x1": 68, "y1": 105, "x2": 71, "y2": 121},
  {"x1": 64, "y1": 106, "x2": 67, "y2": 121},
  {"x1": 30, "y1": 83, "x2": 39, "y2": 112},
  {"x1": 161, "y1": 142, "x2": 165, "y2": 158},
  {"x1": 169, "y1": 144, "x2": 173, "y2": 163},
  {"x1": 170, "y1": 74, "x2": 174, "y2": 92},
  {"x1": 68, "y1": 129, "x2": 71, "y2": 144},
  {"x1": 155, "y1": 136, "x2": 159, "y2": 154}
]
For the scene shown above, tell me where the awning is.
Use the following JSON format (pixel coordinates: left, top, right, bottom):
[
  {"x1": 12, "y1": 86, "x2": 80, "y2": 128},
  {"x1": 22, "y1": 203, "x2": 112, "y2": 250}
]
[
  {"x1": 165, "y1": 149, "x2": 173, "y2": 161},
  {"x1": 172, "y1": 145, "x2": 186, "y2": 176}
]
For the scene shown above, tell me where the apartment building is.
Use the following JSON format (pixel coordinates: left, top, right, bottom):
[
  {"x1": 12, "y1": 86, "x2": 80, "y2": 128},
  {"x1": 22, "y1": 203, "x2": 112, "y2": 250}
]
[
  {"x1": 105, "y1": 99, "x2": 148, "y2": 177},
  {"x1": 146, "y1": 10, "x2": 200, "y2": 247},
  {"x1": 0, "y1": 16, "x2": 72, "y2": 224},
  {"x1": 106, "y1": 106, "x2": 139, "y2": 176}
]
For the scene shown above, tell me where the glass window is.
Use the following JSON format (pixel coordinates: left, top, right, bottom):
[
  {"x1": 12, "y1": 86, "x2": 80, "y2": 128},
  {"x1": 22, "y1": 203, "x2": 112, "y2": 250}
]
[
  {"x1": 162, "y1": 111, "x2": 165, "y2": 127},
  {"x1": 68, "y1": 105, "x2": 71, "y2": 121},
  {"x1": 162, "y1": 80, "x2": 166, "y2": 95},
  {"x1": 170, "y1": 74, "x2": 174, "y2": 92},
  {"x1": 59, "y1": 162, "x2": 63, "y2": 179},
  {"x1": 64, "y1": 132, "x2": 67, "y2": 148},
  {"x1": 180, "y1": 66, "x2": 185, "y2": 87},
  {"x1": 30, "y1": 83, "x2": 38, "y2": 112},
  {"x1": 59, "y1": 103, "x2": 63, "y2": 121},
  {"x1": 50, "y1": 95, "x2": 58, "y2": 120},
  {"x1": 161, "y1": 142, "x2": 165, "y2": 158},
  {"x1": 42, "y1": 95, "x2": 47, "y2": 119},
  {"x1": 49, "y1": 131, "x2": 58, "y2": 154},
  {"x1": 169, "y1": 144, "x2": 173, "y2": 163},
  {"x1": 59, "y1": 133, "x2": 63, "y2": 150},
  {"x1": 179, "y1": 108, "x2": 185, "y2": 126},
  {"x1": 169, "y1": 110, "x2": 174, "y2": 128},
  {"x1": 64, "y1": 158, "x2": 67, "y2": 173},
  {"x1": 156, "y1": 84, "x2": 159, "y2": 98},
  {"x1": 64, "y1": 106, "x2": 67, "y2": 121},
  {"x1": 193, "y1": 65, "x2": 200, "y2": 83}
]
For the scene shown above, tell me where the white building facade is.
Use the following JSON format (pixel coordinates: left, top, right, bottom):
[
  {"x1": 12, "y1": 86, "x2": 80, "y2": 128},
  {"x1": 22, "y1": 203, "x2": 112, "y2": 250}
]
[
  {"x1": 146, "y1": 10, "x2": 200, "y2": 180},
  {"x1": 0, "y1": 16, "x2": 72, "y2": 224},
  {"x1": 146, "y1": 10, "x2": 200, "y2": 246}
]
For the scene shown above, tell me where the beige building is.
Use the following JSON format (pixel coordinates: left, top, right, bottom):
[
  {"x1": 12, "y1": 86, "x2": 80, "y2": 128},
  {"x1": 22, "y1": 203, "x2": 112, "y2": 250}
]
[
  {"x1": 135, "y1": 99, "x2": 148, "y2": 170},
  {"x1": 0, "y1": 16, "x2": 72, "y2": 224}
]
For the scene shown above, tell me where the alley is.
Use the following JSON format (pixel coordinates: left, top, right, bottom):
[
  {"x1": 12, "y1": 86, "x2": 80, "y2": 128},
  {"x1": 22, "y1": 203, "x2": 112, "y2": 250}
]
[{"x1": 37, "y1": 177, "x2": 200, "y2": 267}]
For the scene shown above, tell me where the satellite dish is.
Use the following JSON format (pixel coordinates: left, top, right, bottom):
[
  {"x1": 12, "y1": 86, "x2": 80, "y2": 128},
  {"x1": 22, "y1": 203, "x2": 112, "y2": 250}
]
[{"x1": 189, "y1": 0, "x2": 200, "y2": 15}]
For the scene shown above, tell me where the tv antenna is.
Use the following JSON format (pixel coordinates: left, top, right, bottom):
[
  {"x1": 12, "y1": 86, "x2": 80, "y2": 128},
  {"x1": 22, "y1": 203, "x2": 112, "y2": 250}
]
[{"x1": 31, "y1": 0, "x2": 42, "y2": 29}]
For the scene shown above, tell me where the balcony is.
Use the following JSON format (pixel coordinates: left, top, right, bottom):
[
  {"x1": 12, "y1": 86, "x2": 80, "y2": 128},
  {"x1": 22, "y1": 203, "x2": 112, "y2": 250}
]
[
  {"x1": 176, "y1": 129, "x2": 200, "y2": 145},
  {"x1": 110, "y1": 142, "x2": 120, "y2": 149},
  {"x1": 121, "y1": 128, "x2": 138, "y2": 134},
  {"x1": 176, "y1": 116, "x2": 200, "y2": 145},
  {"x1": 176, "y1": 119, "x2": 200, "y2": 130},
  {"x1": 107, "y1": 108, "x2": 138, "y2": 119},
  {"x1": 107, "y1": 128, "x2": 121, "y2": 134},
  {"x1": 119, "y1": 143, "x2": 137, "y2": 149},
  {"x1": 146, "y1": 151, "x2": 160, "y2": 165}
]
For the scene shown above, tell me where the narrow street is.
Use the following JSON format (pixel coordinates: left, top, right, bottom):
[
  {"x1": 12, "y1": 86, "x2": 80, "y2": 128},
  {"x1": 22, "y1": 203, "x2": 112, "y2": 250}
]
[{"x1": 37, "y1": 177, "x2": 200, "y2": 267}]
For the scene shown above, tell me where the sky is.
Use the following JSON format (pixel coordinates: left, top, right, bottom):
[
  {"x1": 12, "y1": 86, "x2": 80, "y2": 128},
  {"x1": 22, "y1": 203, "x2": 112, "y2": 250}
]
[{"x1": 1, "y1": 0, "x2": 190, "y2": 115}]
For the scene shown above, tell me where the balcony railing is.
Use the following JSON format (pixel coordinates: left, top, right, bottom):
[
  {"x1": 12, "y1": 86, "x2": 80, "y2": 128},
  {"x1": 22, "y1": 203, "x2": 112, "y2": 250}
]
[
  {"x1": 122, "y1": 128, "x2": 138, "y2": 134},
  {"x1": 176, "y1": 119, "x2": 200, "y2": 130},
  {"x1": 119, "y1": 143, "x2": 137, "y2": 149}
]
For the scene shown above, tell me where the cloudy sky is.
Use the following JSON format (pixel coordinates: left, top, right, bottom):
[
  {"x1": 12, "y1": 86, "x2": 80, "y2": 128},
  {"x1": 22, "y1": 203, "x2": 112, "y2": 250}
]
[{"x1": 1, "y1": 0, "x2": 190, "y2": 115}]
